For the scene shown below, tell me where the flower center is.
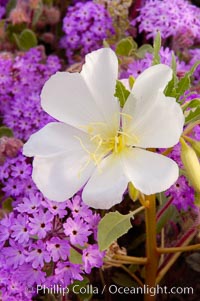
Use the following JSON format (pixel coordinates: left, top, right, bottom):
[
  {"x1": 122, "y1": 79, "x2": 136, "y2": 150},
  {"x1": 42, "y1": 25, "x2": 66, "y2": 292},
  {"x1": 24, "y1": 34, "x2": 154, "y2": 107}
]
[{"x1": 76, "y1": 113, "x2": 139, "y2": 170}]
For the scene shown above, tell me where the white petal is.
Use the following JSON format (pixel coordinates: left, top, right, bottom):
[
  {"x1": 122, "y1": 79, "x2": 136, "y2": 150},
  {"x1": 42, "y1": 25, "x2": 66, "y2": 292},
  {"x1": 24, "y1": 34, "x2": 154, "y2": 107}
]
[
  {"x1": 123, "y1": 64, "x2": 173, "y2": 131},
  {"x1": 32, "y1": 152, "x2": 94, "y2": 201},
  {"x1": 122, "y1": 148, "x2": 178, "y2": 195},
  {"x1": 123, "y1": 92, "x2": 184, "y2": 148},
  {"x1": 23, "y1": 122, "x2": 93, "y2": 157},
  {"x1": 82, "y1": 154, "x2": 128, "y2": 209},
  {"x1": 41, "y1": 71, "x2": 105, "y2": 130},
  {"x1": 131, "y1": 64, "x2": 172, "y2": 104},
  {"x1": 81, "y1": 48, "x2": 120, "y2": 132}
]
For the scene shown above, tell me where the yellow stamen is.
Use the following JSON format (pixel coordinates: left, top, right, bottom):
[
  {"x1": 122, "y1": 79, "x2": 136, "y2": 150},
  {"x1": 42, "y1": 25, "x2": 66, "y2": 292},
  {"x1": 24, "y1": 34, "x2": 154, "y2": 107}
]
[{"x1": 75, "y1": 113, "x2": 139, "y2": 172}]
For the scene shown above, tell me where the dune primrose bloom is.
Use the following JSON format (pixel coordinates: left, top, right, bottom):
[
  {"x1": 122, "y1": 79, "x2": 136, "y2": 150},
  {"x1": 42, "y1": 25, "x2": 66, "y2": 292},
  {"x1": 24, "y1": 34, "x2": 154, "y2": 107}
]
[{"x1": 23, "y1": 48, "x2": 184, "y2": 209}]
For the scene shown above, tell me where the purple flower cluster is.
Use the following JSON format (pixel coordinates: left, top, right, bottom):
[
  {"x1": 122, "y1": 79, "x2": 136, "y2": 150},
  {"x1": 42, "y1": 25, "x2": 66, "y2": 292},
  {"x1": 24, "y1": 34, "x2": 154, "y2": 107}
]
[
  {"x1": 61, "y1": 1, "x2": 114, "y2": 62},
  {"x1": 0, "y1": 47, "x2": 61, "y2": 141},
  {"x1": 132, "y1": 0, "x2": 200, "y2": 43},
  {"x1": 0, "y1": 151, "x2": 104, "y2": 300},
  {"x1": 123, "y1": 47, "x2": 189, "y2": 79}
]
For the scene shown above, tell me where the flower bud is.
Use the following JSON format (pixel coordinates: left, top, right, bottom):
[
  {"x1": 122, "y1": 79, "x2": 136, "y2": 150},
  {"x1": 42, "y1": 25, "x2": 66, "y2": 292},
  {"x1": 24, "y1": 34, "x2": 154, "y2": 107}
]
[
  {"x1": 29, "y1": 0, "x2": 41, "y2": 10},
  {"x1": 194, "y1": 192, "x2": 200, "y2": 207},
  {"x1": 190, "y1": 141, "x2": 200, "y2": 158},
  {"x1": 9, "y1": 7, "x2": 30, "y2": 25},
  {"x1": 128, "y1": 182, "x2": 139, "y2": 201},
  {"x1": 180, "y1": 138, "x2": 200, "y2": 192},
  {"x1": 44, "y1": 7, "x2": 60, "y2": 25},
  {"x1": 0, "y1": 137, "x2": 23, "y2": 165}
]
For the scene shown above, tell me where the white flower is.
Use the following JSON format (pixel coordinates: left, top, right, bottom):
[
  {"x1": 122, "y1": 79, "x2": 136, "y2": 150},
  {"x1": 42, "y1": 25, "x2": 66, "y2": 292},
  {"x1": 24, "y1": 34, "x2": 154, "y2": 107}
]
[{"x1": 23, "y1": 48, "x2": 184, "y2": 209}]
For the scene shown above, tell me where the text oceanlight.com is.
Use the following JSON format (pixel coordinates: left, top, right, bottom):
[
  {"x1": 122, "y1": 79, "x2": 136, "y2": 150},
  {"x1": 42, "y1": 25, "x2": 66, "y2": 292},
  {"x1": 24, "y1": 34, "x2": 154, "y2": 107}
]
[{"x1": 36, "y1": 284, "x2": 194, "y2": 297}]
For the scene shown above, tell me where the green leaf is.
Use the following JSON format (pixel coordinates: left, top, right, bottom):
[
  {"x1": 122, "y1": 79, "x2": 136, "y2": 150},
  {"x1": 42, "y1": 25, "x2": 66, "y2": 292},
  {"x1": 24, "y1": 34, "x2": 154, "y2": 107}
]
[
  {"x1": 14, "y1": 29, "x2": 37, "y2": 51},
  {"x1": 165, "y1": 61, "x2": 200, "y2": 100},
  {"x1": 164, "y1": 79, "x2": 177, "y2": 98},
  {"x1": 165, "y1": 51, "x2": 179, "y2": 94},
  {"x1": 135, "y1": 44, "x2": 153, "y2": 59},
  {"x1": 0, "y1": 126, "x2": 13, "y2": 138},
  {"x1": 185, "y1": 106, "x2": 200, "y2": 124},
  {"x1": 182, "y1": 98, "x2": 200, "y2": 111},
  {"x1": 152, "y1": 32, "x2": 161, "y2": 65},
  {"x1": 98, "y1": 211, "x2": 134, "y2": 251},
  {"x1": 116, "y1": 37, "x2": 137, "y2": 56},
  {"x1": 69, "y1": 248, "x2": 83, "y2": 264},
  {"x1": 171, "y1": 52, "x2": 178, "y2": 85},
  {"x1": 114, "y1": 80, "x2": 130, "y2": 107},
  {"x1": 176, "y1": 61, "x2": 200, "y2": 101},
  {"x1": 2, "y1": 197, "x2": 13, "y2": 212}
]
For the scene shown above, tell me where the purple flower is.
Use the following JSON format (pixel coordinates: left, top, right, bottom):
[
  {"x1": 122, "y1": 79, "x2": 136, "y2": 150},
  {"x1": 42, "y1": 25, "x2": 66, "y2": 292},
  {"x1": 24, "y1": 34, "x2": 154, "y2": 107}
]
[
  {"x1": 166, "y1": 175, "x2": 195, "y2": 211},
  {"x1": 11, "y1": 214, "x2": 30, "y2": 243},
  {"x1": 67, "y1": 195, "x2": 92, "y2": 219},
  {"x1": 2, "y1": 177, "x2": 24, "y2": 197},
  {"x1": 29, "y1": 210, "x2": 53, "y2": 239},
  {"x1": 0, "y1": 213, "x2": 14, "y2": 245},
  {"x1": 42, "y1": 199, "x2": 68, "y2": 218},
  {"x1": 55, "y1": 261, "x2": 83, "y2": 286},
  {"x1": 63, "y1": 217, "x2": 92, "y2": 246},
  {"x1": 82, "y1": 245, "x2": 104, "y2": 273},
  {"x1": 85, "y1": 213, "x2": 101, "y2": 240},
  {"x1": 2, "y1": 240, "x2": 26, "y2": 268},
  {"x1": 16, "y1": 192, "x2": 42, "y2": 214},
  {"x1": 25, "y1": 241, "x2": 51, "y2": 268},
  {"x1": 46, "y1": 237, "x2": 70, "y2": 262},
  {"x1": 10, "y1": 160, "x2": 31, "y2": 179},
  {"x1": 16, "y1": 263, "x2": 46, "y2": 286}
]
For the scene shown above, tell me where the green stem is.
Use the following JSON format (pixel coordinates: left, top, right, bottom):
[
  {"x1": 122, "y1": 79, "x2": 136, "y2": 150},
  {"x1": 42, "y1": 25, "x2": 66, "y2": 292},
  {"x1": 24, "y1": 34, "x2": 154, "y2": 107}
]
[
  {"x1": 183, "y1": 120, "x2": 200, "y2": 135},
  {"x1": 144, "y1": 194, "x2": 159, "y2": 301},
  {"x1": 157, "y1": 243, "x2": 200, "y2": 254},
  {"x1": 113, "y1": 254, "x2": 147, "y2": 265}
]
